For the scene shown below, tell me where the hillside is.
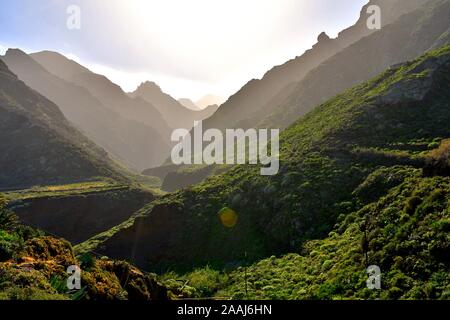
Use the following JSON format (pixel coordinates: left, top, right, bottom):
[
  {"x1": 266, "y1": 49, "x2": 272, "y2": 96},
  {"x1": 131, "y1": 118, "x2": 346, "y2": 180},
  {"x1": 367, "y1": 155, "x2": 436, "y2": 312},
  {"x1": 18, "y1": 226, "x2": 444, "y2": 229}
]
[
  {"x1": 198, "y1": 0, "x2": 432, "y2": 133},
  {"x1": 259, "y1": 0, "x2": 450, "y2": 129},
  {"x1": 216, "y1": 174, "x2": 450, "y2": 300},
  {"x1": 151, "y1": 0, "x2": 443, "y2": 190},
  {"x1": 81, "y1": 46, "x2": 450, "y2": 274},
  {"x1": 2, "y1": 49, "x2": 169, "y2": 171},
  {"x1": 30, "y1": 51, "x2": 172, "y2": 154},
  {"x1": 0, "y1": 59, "x2": 128, "y2": 189},
  {"x1": 0, "y1": 195, "x2": 168, "y2": 300},
  {"x1": 129, "y1": 81, "x2": 218, "y2": 129}
]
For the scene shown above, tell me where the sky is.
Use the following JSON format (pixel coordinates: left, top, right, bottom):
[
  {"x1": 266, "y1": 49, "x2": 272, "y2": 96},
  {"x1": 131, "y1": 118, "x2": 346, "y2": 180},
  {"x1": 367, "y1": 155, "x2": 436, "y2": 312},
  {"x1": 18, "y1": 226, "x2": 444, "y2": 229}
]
[{"x1": 0, "y1": 0, "x2": 368, "y2": 101}]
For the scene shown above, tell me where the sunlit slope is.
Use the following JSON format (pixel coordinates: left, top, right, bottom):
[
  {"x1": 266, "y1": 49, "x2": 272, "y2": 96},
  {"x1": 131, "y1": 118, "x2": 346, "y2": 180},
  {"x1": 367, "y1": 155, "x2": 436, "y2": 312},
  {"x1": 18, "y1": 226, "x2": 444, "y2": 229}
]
[{"x1": 85, "y1": 46, "x2": 450, "y2": 271}]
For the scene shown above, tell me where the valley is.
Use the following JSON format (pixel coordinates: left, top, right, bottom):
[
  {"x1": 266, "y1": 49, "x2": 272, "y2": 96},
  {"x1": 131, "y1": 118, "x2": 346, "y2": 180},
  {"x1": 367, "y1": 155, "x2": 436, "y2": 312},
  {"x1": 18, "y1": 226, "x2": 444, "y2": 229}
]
[{"x1": 0, "y1": 0, "x2": 448, "y2": 302}]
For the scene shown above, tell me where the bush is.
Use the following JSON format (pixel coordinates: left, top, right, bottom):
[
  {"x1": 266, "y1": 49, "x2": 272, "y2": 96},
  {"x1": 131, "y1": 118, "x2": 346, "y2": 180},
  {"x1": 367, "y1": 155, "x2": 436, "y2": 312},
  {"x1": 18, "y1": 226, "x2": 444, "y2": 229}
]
[
  {"x1": 0, "y1": 195, "x2": 18, "y2": 232},
  {"x1": 185, "y1": 267, "x2": 227, "y2": 297}
]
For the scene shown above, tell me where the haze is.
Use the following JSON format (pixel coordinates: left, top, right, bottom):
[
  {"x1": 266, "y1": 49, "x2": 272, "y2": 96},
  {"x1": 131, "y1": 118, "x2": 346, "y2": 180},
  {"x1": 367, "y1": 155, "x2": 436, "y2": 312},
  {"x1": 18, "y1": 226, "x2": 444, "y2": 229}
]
[{"x1": 0, "y1": 0, "x2": 367, "y2": 100}]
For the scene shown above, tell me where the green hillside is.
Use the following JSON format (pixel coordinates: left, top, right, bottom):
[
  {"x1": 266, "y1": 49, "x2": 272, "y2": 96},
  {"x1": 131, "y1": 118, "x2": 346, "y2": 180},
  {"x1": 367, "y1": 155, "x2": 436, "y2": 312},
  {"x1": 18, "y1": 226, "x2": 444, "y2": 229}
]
[
  {"x1": 87, "y1": 46, "x2": 450, "y2": 276},
  {"x1": 216, "y1": 172, "x2": 450, "y2": 299}
]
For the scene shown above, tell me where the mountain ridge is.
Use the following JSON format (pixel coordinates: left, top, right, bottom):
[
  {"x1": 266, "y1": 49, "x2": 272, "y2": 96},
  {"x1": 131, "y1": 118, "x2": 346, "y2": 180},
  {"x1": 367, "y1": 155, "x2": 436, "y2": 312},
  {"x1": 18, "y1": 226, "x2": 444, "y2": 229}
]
[
  {"x1": 2, "y1": 49, "x2": 168, "y2": 171},
  {"x1": 198, "y1": 0, "x2": 435, "y2": 133},
  {"x1": 0, "y1": 59, "x2": 129, "y2": 189},
  {"x1": 129, "y1": 80, "x2": 218, "y2": 129}
]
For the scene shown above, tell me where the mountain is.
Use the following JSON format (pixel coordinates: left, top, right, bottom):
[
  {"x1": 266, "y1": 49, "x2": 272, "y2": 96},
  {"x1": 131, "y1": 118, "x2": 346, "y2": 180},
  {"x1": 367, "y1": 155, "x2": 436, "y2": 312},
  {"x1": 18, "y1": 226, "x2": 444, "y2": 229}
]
[
  {"x1": 178, "y1": 98, "x2": 200, "y2": 110},
  {"x1": 1, "y1": 49, "x2": 169, "y2": 171},
  {"x1": 29, "y1": 51, "x2": 172, "y2": 145},
  {"x1": 154, "y1": 0, "x2": 448, "y2": 188},
  {"x1": 0, "y1": 196, "x2": 168, "y2": 300},
  {"x1": 79, "y1": 45, "x2": 450, "y2": 273},
  {"x1": 0, "y1": 59, "x2": 128, "y2": 189},
  {"x1": 199, "y1": 0, "x2": 435, "y2": 133},
  {"x1": 196, "y1": 94, "x2": 225, "y2": 109},
  {"x1": 259, "y1": 0, "x2": 450, "y2": 129},
  {"x1": 129, "y1": 81, "x2": 218, "y2": 129}
]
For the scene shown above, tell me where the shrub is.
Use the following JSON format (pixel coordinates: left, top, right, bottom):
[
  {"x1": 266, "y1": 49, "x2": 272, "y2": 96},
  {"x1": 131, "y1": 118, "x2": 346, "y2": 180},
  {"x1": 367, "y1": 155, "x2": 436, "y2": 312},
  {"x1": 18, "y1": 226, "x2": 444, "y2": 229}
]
[{"x1": 0, "y1": 195, "x2": 19, "y2": 232}]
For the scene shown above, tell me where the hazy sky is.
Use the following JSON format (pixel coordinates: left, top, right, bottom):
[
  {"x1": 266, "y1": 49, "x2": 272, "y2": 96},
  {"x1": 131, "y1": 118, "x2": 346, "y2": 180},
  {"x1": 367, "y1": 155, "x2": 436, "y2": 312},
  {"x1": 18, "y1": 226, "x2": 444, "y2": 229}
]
[{"x1": 0, "y1": 0, "x2": 367, "y2": 100}]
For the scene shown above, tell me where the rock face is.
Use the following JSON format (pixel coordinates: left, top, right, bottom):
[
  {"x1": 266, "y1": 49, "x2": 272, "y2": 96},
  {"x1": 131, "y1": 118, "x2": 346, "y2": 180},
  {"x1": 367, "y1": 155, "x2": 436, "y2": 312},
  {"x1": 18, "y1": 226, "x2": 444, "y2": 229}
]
[
  {"x1": 0, "y1": 59, "x2": 127, "y2": 189},
  {"x1": 8, "y1": 188, "x2": 155, "y2": 244}
]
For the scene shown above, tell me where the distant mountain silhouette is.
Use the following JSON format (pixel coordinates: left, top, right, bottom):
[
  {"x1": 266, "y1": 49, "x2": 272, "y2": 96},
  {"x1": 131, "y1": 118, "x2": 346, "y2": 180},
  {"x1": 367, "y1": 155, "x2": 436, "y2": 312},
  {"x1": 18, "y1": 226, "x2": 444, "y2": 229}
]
[
  {"x1": 259, "y1": 0, "x2": 450, "y2": 129},
  {"x1": 0, "y1": 59, "x2": 127, "y2": 189},
  {"x1": 30, "y1": 51, "x2": 172, "y2": 145},
  {"x1": 196, "y1": 94, "x2": 225, "y2": 109},
  {"x1": 2, "y1": 49, "x2": 169, "y2": 171},
  {"x1": 178, "y1": 98, "x2": 200, "y2": 110},
  {"x1": 129, "y1": 81, "x2": 218, "y2": 129}
]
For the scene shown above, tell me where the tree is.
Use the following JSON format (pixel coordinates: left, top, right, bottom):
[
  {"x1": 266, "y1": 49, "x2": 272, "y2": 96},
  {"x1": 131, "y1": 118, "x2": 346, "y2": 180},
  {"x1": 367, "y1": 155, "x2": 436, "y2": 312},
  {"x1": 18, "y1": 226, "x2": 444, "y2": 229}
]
[{"x1": 0, "y1": 194, "x2": 18, "y2": 231}]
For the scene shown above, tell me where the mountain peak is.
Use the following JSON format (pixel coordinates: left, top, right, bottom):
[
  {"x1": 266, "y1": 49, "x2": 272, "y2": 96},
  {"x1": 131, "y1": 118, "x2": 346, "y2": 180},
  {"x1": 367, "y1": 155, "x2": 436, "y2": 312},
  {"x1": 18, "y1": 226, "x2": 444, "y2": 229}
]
[
  {"x1": 317, "y1": 32, "x2": 331, "y2": 43},
  {"x1": 140, "y1": 81, "x2": 162, "y2": 91},
  {"x1": 178, "y1": 98, "x2": 200, "y2": 110},
  {"x1": 4, "y1": 48, "x2": 28, "y2": 58}
]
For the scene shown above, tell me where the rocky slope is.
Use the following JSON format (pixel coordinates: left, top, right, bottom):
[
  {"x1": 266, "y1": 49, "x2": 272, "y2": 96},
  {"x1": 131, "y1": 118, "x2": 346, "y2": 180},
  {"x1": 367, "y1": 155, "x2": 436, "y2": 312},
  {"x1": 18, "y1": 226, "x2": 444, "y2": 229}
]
[{"x1": 0, "y1": 195, "x2": 168, "y2": 300}]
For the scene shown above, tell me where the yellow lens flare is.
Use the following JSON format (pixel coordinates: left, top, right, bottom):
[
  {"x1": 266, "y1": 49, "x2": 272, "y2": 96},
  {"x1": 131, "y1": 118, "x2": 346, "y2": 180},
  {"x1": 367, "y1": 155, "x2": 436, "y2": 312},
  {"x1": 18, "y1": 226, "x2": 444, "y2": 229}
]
[{"x1": 218, "y1": 207, "x2": 238, "y2": 228}]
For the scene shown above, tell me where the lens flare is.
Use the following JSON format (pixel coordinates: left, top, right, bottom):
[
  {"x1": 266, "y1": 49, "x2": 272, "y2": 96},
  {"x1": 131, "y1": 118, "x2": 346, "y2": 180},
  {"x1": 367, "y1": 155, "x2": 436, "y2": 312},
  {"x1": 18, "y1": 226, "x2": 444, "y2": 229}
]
[{"x1": 218, "y1": 207, "x2": 238, "y2": 228}]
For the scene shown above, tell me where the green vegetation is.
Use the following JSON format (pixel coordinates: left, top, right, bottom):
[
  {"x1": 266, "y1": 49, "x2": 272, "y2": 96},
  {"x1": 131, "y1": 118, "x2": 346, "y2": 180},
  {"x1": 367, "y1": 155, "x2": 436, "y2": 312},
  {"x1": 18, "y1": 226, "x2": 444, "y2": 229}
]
[
  {"x1": 0, "y1": 195, "x2": 168, "y2": 300},
  {"x1": 216, "y1": 174, "x2": 450, "y2": 299},
  {"x1": 161, "y1": 266, "x2": 229, "y2": 299},
  {"x1": 88, "y1": 46, "x2": 450, "y2": 279},
  {"x1": 3, "y1": 180, "x2": 124, "y2": 201},
  {"x1": 2, "y1": 45, "x2": 450, "y2": 300},
  {"x1": 157, "y1": 170, "x2": 449, "y2": 300}
]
